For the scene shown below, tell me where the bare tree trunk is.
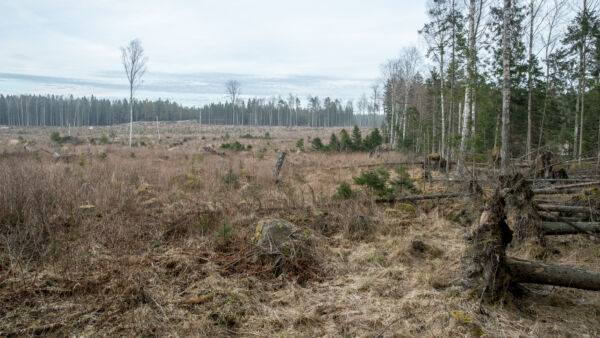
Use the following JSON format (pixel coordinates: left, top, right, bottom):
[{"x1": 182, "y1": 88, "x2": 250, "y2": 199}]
[
  {"x1": 500, "y1": 0, "x2": 512, "y2": 174},
  {"x1": 470, "y1": 87, "x2": 476, "y2": 136},
  {"x1": 156, "y1": 115, "x2": 160, "y2": 141},
  {"x1": 574, "y1": 85, "x2": 580, "y2": 157},
  {"x1": 457, "y1": 0, "x2": 476, "y2": 175},
  {"x1": 390, "y1": 83, "x2": 396, "y2": 149},
  {"x1": 526, "y1": 0, "x2": 534, "y2": 161},
  {"x1": 538, "y1": 35, "x2": 551, "y2": 152},
  {"x1": 577, "y1": 0, "x2": 587, "y2": 167},
  {"x1": 129, "y1": 84, "x2": 133, "y2": 147},
  {"x1": 579, "y1": 50, "x2": 586, "y2": 166},
  {"x1": 440, "y1": 49, "x2": 446, "y2": 158},
  {"x1": 402, "y1": 86, "x2": 409, "y2": 142}
]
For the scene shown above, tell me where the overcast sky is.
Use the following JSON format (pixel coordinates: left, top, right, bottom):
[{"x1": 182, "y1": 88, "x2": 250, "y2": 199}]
[{"x1": 0, "y1": 0, "x2": 427, "y2": 106}]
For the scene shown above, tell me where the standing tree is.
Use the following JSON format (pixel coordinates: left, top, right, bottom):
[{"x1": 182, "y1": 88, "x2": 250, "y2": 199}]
[
  {"x1": 525, "y1": 0, "x2": 546, "y2": 161},
  {"x1": 381, "y1": 59, "x2": 400, "y2": 147},
  {"x1": 420, "y1": 0, "x2": 450, "y2": 158},
  {"x1": 398, "y1": 47, "x2": 422, "y2": 144},
  {"x1": 562, "y1": 0, "x2": 598, "y2": 165},
  {"x1": 121, "y1": 39, "x2": 147, "y2": 147},
  {"x1": 370, "y1": 84, "x2": 380, "y2": 128},
  {"x1": 537, "y1": 0, "x2": 566, "y2": 152},
  {"x1": 501, "y1": 0, "x2": 512, "y2": 173},
  {"x1": 456, "y1": 0, "x2": 477, "y2": 175},
  {"x1": 226, "y1": 80, "x2": 240, "y2": 128}
]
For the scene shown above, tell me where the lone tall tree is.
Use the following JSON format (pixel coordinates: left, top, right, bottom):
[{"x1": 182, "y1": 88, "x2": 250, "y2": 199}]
[
  {"x1": 500, "y1": 0, "x2": 512, "y2": 173},
  {"x1": 121, "y1": 39, "x2": 147, "y2": 148},
  {"x1": 226, "y1": 80, "x2": 240, "y2": 126}
]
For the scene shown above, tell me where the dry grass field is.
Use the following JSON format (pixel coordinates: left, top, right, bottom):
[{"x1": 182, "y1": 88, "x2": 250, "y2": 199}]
[{"x1": 0, "y1": 123, "x2": 599, "y2": 337}]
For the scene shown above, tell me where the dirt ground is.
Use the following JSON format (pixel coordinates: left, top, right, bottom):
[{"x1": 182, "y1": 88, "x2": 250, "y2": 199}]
[{"x1": 0, "y1": 123, "x2": 598, "y2": 337}]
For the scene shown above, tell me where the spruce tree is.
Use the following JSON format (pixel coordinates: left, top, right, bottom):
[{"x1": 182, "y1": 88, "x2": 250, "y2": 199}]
[{"x1": 352, "y1": 125, "x2": 363, "y2": 150}]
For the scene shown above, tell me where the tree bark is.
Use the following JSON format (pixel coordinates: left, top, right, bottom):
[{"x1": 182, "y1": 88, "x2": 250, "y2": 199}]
[{"x1": 500, "y1": 0, "x2": 512, "y2": 174}]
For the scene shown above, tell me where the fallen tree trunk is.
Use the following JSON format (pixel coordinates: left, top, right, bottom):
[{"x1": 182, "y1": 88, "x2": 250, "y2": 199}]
[
  {"x1": 533, "y1": 182, "x2": 600, "y2": 195},
  {"x1": 375, "y1": 193, "x2": 463, "y2": 203},
  {"x1": 506, "y1": 257, "x2": 600, "y2": 291},
  {"x1": 539, "y1": 214, "x2": 586, "y2": 222},
  {"x1": 541, "y1": 221, "x2": 600, "y2": 235},
  {"x1": 203, "y1": 146, "x2": 225, "y2": 157},
  {"x1": 541, "y1": 214, "x2": 600, "y2": 238},
  {"x1": 528, "y1": 178, "x2": 597, "y2": 183},
  {"x1": 535, "y1": 204, "x2": 594, "y2": 214},
  {"x1": 334, "y1": 161, "x2": 424, "y2": 170},
  {"x1": 533, "y1": 188, "x2": 594, "y2": 195},
  {"x1": 533, "y1": 199, "x2": 566, "y2": 204}
]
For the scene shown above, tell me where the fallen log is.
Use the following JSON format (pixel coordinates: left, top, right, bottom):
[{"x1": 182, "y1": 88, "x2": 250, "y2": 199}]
[
  {"x1": 539, "y1": 214, "x2": 586, "y2": 222},
  {"x1": 533, "y1": 181, "x2": 600, "y2": 194},
  {"x1": 535, "y1": 204, "x2": 594, "y2": 214},
  {"x1": 541, "y1": 214, "x2": 600, "y2": 239},
  {"x1": 375, "y1": 193, "x2": 463, "y2": 203},
  {"x1": 533, "y1": 199, "x2": 565, "y2": 204},
  {"x1": 203, "y1": 146, "x2": 226, "y2": 157},
  {"x1": 541, "y1": 221, "x2": 600, "y2": 235},
  {"x1": 331, "y1": 161, "x2": 424, "y2": 170},
  {"x1": 533, "y1": 188, "x2": 594, "y2": 195},
  {"x1": 528, "y1": 178, "x2": 597, "y2": 183},
  {"x1": 506, "y1": 257, "x2": 600, "y2": 291}
]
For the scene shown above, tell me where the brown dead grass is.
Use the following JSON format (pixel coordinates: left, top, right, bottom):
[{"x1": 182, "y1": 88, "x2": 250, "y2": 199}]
[{"x1": 0, "y1": 124, "x2": 599, "y2": 337}]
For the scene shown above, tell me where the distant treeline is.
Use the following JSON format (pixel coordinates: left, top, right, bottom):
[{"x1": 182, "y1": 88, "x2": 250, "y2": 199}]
[
  {"x1": 201, "y1": 97, "x2": 376, "y2": 127},
  {"x1": 0, "y1": 94, "x2": 199, "y2": 127},
  {"x1": 0, "y1": 94, "x2": 381, "y2": 127}
]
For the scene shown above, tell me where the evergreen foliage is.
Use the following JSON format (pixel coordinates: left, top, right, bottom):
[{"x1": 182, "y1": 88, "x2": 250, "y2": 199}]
[
  {"x1": 351, "y1": 126, "x2": 363, "y2": 150},
  {"x1": 339, "y1": 129, "x2": 353, "y2": 151},
  {"x1": 310, "y1": 137, "x2": 325, "y2": 151},
  {"x1": 353, "y1": 166, "x2": 419, "y2": 197},
  {"x1": 333, "y1": 181, "x2": 355, "y2": 200}
]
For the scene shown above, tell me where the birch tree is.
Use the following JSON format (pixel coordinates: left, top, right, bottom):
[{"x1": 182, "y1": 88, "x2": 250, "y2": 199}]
[
  {"x1": 226, "y1": 80, "x2": 240, "y2": 127},
  {"x1": 121, "y1": 39, "x2": 147, "y2": 148},
  {"x1": 501, "y1": 0, "x2": 512, "y2": 173},
  {"x1": 457, "y1": 0, "x2": 477, "y2": 175},
  {"x1": 398, "y1": 47, "x2": 422, "y2": 144}
]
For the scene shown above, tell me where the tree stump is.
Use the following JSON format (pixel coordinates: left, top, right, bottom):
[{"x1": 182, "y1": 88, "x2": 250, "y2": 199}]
[
  {"x1": 532, "y1": 151, "x2": 568, "y2": 179},
  {"x1": 273, "y1": 152, "x2": 287, "y2": 178}
]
